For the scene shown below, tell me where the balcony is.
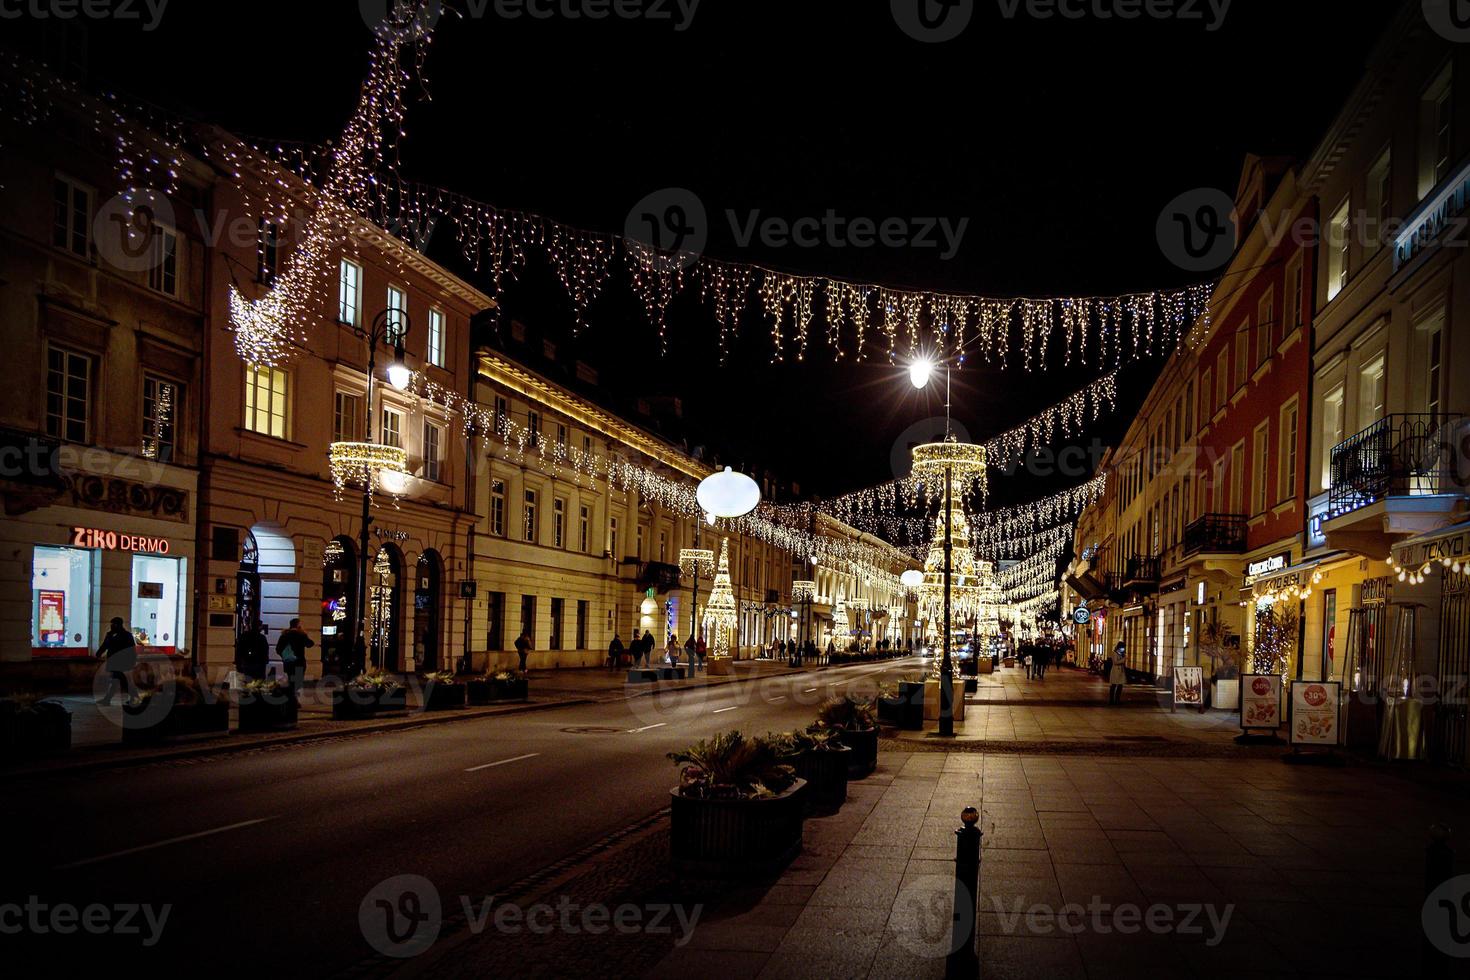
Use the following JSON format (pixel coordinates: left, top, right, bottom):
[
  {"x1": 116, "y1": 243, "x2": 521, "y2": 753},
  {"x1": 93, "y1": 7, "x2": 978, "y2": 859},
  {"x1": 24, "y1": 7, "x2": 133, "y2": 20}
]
[
  {"x1": 1181, "y1": 514, "x2": 1247, "y2": 558},
  {"x1": 1324, "y1": 414, "x2": 1470, "y2": 558},
  {"x1": 1121, "y1": 555, "x2": 1160, "y2": 593}
]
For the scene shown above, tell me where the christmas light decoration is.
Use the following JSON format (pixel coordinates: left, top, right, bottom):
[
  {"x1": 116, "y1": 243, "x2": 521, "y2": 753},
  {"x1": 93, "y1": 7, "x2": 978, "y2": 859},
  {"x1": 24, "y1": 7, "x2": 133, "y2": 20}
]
[
  {"x1": 328, "y1": 442, "x2": 409, "y2": 502},
  {"x1": 910, "y1": 438, "x2": 988, "y2": 507},
  {"x1": 678, "y1": 548, "x2": 715, "y2": 578},
  {"x1": 831, "y1": 593, "x2": 850, "y2": 647},
  {"x1": 791, "y1": 580, "x2": 816, "y2": 603},
  {"x1": 703, "y1": 538, "x2": 738, "y2": 660}
]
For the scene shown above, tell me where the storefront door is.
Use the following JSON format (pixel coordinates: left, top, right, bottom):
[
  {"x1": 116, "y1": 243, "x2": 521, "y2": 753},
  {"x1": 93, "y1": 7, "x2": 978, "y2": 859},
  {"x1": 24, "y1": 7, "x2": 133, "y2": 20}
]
[
  {"x1": 237, "y1": 531, "x2": 261, "y2": 640},
  {"x1": 370, "y1": 545, "x2": 402, "y2": 671},
  {"x1": 413, "y1": 550, "x2": 442, "y2": 672},
  {"x1": 1433, "y1": 568, "x2": 1469, "y2": 767},
  {"x1": 321, "y1": 537, "x2": 356, "y2": 678}
]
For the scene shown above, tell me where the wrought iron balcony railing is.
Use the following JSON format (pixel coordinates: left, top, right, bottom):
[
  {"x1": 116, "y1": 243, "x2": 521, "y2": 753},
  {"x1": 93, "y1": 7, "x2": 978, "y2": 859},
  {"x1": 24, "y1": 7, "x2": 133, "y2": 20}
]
[
  {"x1": 1182, "y1": 514, "x2": 1247, "y2": 557},
  {"x1": 1328, "y1": 414, "x2": 1469, "y2": 518},
  {"x1": 1122, "y1": 555, "x2": 1161, "y2": 589}
]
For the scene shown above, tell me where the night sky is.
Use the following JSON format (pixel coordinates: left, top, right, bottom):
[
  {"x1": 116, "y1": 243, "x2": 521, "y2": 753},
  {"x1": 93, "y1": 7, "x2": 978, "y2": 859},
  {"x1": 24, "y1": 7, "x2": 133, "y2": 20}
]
[{"x1": 62, "y1": 0, "x2": 1396, "y2": 506}]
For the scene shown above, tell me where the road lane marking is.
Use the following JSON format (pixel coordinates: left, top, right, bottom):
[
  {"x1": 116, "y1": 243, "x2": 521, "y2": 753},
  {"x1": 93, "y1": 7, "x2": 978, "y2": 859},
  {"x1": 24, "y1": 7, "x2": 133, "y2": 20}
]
[
  {"x1": 713, "y1": 706, "x2": 738, "y2": 713},
  {"x1": 628, "y1": 723, "x2": 666, "y2": 733},
  {"x1": 768, "y1": 696, "x2": 786, "y2": 703},
  {"x1": 55, "y1": 817, "x2": 277, "y2": 870},
  {"x1": 804, "y1": 688, "x2": 818, "y2": 693},
  {"x1": 465, "y1": 753, "x2": 540, "y2": 772}
]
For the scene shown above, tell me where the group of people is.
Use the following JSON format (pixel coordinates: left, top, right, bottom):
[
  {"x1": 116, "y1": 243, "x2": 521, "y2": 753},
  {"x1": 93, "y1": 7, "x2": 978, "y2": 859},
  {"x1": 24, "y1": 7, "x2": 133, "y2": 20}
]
[
  {"x1": 234, "y1": 619, "x2": 313, "y2": 693},
  {"x1": 607, "y1": 631, "x2": 706, "y2": 670}
]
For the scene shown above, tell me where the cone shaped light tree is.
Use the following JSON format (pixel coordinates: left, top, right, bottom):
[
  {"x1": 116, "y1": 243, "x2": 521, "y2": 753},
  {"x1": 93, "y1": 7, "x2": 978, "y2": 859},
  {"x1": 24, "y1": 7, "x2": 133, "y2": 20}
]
[
  {"x1": 703, "y1": 538, "x2": 739, "y2": 663},
  {"x1": 831, "y1": 593, "x2": 849, "y2": 651}
]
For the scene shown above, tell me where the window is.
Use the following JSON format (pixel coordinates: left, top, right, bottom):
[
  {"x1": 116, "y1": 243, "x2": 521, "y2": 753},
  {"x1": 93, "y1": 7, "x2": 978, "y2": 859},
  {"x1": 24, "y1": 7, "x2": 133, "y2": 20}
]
[
  {"x1": 1200, "y1": 369, "x2": 1213, "y2": 420},
  {"x1": 582, "y1": 434, "x2": 592, "y2": 457},
  {"x1": 333, "y1": 391, "x2": 362, "y2": 443},
  {"x1": 1326, "y1": 200, "x2": 1350, "y2": 301},
  {"x1": 423, "y1": 420, "x2": 442, "y2": 482},
  {"x1": 131, "y1": 553, "x2": 182, "y2": 650},
  {"x1": 553, "y1": 498, "x2": 566, "y2": 548},
  {"x1": 147, "y1": 223, "x2": 178, "y2": 296},
  {"x1": 1256, "y1": 289, "x2": 1274, "y2": 366},
  {"x1": 576, "y1": 599, "x2": 589, "y2": 650},
  {"x1": 1365, "y1": 148, "x2": 1391, "y2": 245},
  {"x1": 427, "y1": 308, "x2": 445, "y2": 368},
  {"x1": 528, "y1": 410, "x2": 540, "y2": 447},
  {"x1": 1284, "y1": 252, "x2": 1304, "y2": 334},
  {"x1": 524, "y1": 489, "x2": 538, "y2": 543},
  {"x1": 385, "y1": 286, "x2": 407, "y2": 345},
  {"x1": 486, "y1": 591, "x2": 504, "y2": 650},
  {"x1": 1320, "y1": 385, "x2": 1344, "y2": 492},
  {"x1": 608, "y1": 516, "x2": 619, "y2": 559},
  {"x1": 52, "y1": 175, "x2": 91, "y2": 257},
  {"x1": 494, "y1": 396, "x2": 509, "y2": 426},
  {"x1": 637, "y1": 523, "x2": 646, "y2": 559},
  {"x1": 257, "y1": 220, "x2": 280, "y2": 283},
  {"x1": 1229, "y1": 443, "x2": 1245, "y2": 515},
  {"x1": 1426, "y1": 318, "x2": 1444, "y2": 418},
  {"x1": 1357, "y1": 352, "x2": 1386, "y2": 430},
  {"x1": 244, "y1": 363, "x2": 288, "y2": 439},
  {"x1": 338, "y1": 259, "x2": 362, "y2": 325},
  {"x1": 658, "y1": 529, "x2": 668, "y2": 563},
  {"x1": 1184, "y1": 380, "x2": 1195, "y2": 434},
  {"x1": 1252, "y1": 422, "x2": 1270, "y2": 516},
  {"x1": 1234, "y1": 321, "x2": 1250, "y2": 390},
  {"x1": 1279, "y1": 400, "x2": 1300, "y2": 504},
  {"x1": 380, "y1": 407, "x2": 403, "y2": 449},
  {"x1": 32, "y1": 545, "x2": 95, "y2": 652},
  {"x1": 141, "y1": 376, "x2": 178, "y2": 462},
  {"x1": 549, "y1": 598, "x2": 563, "y2": 650},
  {"x1": 520, "y1": 594, "x2": 536, "y2": 645},
  {"x1": 1215, "y1": 350, "x2": 1229, "y2": 409},
  {"x1": 556, "y1": 424, "x2": 567, "y2": 449},
  {"x1": 579, "y1": 505, "x2": 590, "y2": 553},
  {"x1": 489, "y1": 480, "x2": 505, "y2": 536},
  {"x1": 1419, "y1": 64, "x2": 1454, "y2": 199}
]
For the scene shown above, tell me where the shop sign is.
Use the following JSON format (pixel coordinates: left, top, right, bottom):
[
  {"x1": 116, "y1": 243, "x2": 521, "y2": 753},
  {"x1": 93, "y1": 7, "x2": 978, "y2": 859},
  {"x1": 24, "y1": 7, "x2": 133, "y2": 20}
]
[
  {"x1": 1392, "y1": 525, "x2": 1469, "y2": 570},
  {"x1": 71, "y1": 526, "x2": 171, "y2": 554},
  {"x1": 1071, "y1": 605, "x2": 1091, "y2": 625},
  {"x1": 1240, "y1": 674, "x2": 1282, "y2": 731},
  {"x1": 1306, "y1": 493, "x2": 1331, "y2": 551},
  {"x1": 1173, "y1": 666, "x2": 1204, "y2": 707},
  {"x1": 1289, "y1": 680, "x2": 1340, "y2": 746},
  {"x1": 1246, "y1": 553, "x2": 1292, "y2": 582},
  {"x1": 1394, "y1": 157, "x2": 1470, "y2": 272}
]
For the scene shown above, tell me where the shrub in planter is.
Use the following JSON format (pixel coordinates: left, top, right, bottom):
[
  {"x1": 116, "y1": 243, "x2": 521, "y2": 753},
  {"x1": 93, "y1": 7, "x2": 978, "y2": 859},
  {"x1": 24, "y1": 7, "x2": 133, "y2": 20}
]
[
  {"x1": 772, "y1": 729, "x2": 850, "y2": 811},
  {"x1": 465, "y1": 669, "x2": 529, "y2": 705},
  {"x1": 815, "y1": 695, "x2": 879, "y2": 778},
  {"x1": 667, "y1": 731, "x2": 806, "y2": 876},
  {"x1": 123, "y1": 677, "x2": 229, "y2": 743},
  {"x1": 876, "y1": 682, "x2": 904, "y2": 725},
  {"x1": 238, "y1": 679, "x2": 299, "y2": 732},
  {"x1": 332, "y1": 671, "x2": 403, "y2": 720},
  {"x1": 0, "y1": 696, "x2": 72, "y2": 756},
  {"x1": 421, "y1": 671, "x2": 466, "y2": 711}
]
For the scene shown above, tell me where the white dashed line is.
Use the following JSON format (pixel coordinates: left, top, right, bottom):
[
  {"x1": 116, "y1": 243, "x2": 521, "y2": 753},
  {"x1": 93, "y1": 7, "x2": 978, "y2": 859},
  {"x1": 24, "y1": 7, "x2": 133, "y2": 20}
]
[{"x1": 465, "y1": 753, "x2": 540, "y2": 772}]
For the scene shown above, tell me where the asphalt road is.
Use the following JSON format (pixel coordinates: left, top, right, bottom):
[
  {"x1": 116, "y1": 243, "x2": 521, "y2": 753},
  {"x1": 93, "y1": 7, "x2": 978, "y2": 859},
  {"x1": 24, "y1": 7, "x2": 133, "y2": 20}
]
[{"x1": 2, "y1": 658, "x2": 925, "y2": 976}]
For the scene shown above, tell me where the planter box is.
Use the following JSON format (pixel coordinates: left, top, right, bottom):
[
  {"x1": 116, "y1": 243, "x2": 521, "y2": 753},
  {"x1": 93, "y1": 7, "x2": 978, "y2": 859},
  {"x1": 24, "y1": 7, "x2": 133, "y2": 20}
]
[
  {"x1": 123, "y1": 694, "x2": 230, "y2": 744},
  {"x1": 331, "y1": 684, "x2": 404, "y2": 720},
  {"x1": 466, "y1": 678, "x2": 529, "y2": 703},
  {"x1": 669, "y1": 779, "x2": 807, "y2": 877},
  {"x1": 1212, "y1": 679, "x2": 1240, "y2": 711},
  {"x1": 422, "y1": 681, "x2": 466, "y2": 711},
  {"x1": 795, "y1": 746, "x2": 851, "y2": 810},
  {"x1": 377, "y1": 685, "x2": 408, "y2": 714},
  {"x1": 0, "y1": 700, "x2": 71, "y2": 756},
  {"x1": 877, "y1": 697, "x2": 903, "y2": 726},
  {"x1": 837, "y1": 726, "x2": 878, "y2": 778},
  {"x1": 238, "y1": 693, "x2": 299, "y2": 732},
  {"x1": 898, "y1": 682, "x2": 926, "y2": 731}
]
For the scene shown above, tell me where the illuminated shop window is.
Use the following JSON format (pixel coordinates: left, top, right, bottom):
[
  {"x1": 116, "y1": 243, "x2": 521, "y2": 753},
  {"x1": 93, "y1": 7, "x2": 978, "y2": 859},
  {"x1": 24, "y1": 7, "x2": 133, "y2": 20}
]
[{"x1": 32, "y1": 546, "x2": 94, "y2": 653}]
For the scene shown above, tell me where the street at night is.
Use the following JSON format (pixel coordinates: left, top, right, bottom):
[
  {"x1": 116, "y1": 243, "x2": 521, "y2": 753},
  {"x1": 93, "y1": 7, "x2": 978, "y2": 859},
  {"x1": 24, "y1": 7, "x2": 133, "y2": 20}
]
[{"x1": 2, "y1": 1, "x2": 1470, "y2": 978}]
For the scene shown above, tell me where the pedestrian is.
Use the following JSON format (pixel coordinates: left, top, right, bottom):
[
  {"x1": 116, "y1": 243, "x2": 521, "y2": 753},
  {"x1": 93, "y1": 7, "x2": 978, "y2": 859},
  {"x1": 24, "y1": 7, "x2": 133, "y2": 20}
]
[
  {"x1": 1023, "y1": 649, "x2": 1034, "y2": 679},
  {"x1": 235, "y1": 621, "x2": 269, "y2": 682},
  {"x1": 1108, "y1": 641, "x2": 1127, "y2": 705},
  {"x1": 684, "y1": 634, "x2": 697, "y2": 670},
  {"x1": 515, "y1": 629, "x2": 532, "y2": 672},
  {"x1": 695, "y1": 634, "x2": 707, "y2": 669},
  {"x1": 276, "y1": 618, "x2": 314, "y2": 695},
  {"x1": 1035, "y1": 645, "x2": 1048, "y2": 681},
  {"x1": 664, "y1": 633, "x2": 680, "y2": 667},
  {"x1": 640, "y1": 629, "x2": 654, "y2": 667},
  {"x1": 95, "y1": 616, "x2": 137, "y2": 705},
  {"x1": 607, "y1": 633, "x2": 624, "y2": 670}
]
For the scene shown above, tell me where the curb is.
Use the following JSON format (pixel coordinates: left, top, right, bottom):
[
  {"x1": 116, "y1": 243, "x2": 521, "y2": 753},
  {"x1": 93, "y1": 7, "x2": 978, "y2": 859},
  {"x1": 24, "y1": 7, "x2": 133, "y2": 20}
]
[{"x1": 2, "y1": 697, "x2": 592, "y2": 780}]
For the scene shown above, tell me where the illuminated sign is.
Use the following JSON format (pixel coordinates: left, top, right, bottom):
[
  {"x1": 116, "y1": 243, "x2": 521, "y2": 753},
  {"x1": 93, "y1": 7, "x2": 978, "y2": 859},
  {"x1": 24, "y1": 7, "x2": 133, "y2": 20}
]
[
  {"x1": 1306, "y1": 493, "x2": 1331, "y2": 551},
  {"x1": 1394, "y1": 159, "x2": 1470, "y2": 272},
  {"x1": 1246, "y1": 553, "x2": 1291, "y2": 581},
  {"x1": 71, "y1": 527, "x2": 171, "y2": 554}
]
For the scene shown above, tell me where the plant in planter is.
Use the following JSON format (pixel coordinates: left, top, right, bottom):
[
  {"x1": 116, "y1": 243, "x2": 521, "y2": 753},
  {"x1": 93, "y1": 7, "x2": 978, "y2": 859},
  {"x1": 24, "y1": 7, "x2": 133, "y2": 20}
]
[
  {"x1": 123, "y1": 676, "x2": 230, "y2": 743},
  {"x1": 420, "y1": 670, "x2": 466, "y2": 711},
  {"x1": 771, "y1": 728, "x2": 850, "y2": 810},
  {"x1": 332, "y1": 670, "x2": 404, "y2": 720},
  {"x1": 237, "y1": 678, "x2": 299, "y2": 732},
  {"x1": 876, "y1": 682, "x2": 903, "y2": 725},
  {"x1": 667, "y1": 731, "x2": 806, "y2": 876},
  {"x1": 465, "y1": 669, "x2": 529, "y2": 704},
  {"x1": 815, "y1": 694, "x2": 879, "y2": 778},
  {"x1": 0, "y1": 694, "x2": 72, "y2": 756}
]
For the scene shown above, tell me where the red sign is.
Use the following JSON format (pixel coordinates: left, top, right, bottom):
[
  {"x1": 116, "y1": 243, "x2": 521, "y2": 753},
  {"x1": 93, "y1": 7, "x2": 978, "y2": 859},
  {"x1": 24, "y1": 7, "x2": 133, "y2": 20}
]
[{"x1": 71, "y1": 527, "x2": 171, "y2": 554}]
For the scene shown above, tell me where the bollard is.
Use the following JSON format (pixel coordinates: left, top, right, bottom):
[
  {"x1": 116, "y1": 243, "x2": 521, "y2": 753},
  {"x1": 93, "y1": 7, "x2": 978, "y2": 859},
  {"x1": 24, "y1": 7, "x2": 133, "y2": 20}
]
[
  {"x1": 1423, "y1": 823, "x2": 1455, "y2": 980},
  {"x1": 947, "y1": 806, "x2": 982, "y2": 979}
]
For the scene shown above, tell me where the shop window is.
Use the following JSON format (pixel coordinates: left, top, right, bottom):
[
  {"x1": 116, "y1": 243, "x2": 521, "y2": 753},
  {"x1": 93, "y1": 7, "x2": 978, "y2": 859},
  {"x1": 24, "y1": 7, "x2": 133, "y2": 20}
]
[
  {"x1": 486, "y1": 591, "x2": 505, "y2": 651},
  {"x1": 32, "y1": 545, "x2": 94, "y2": 655},
  {"x1": 131, "y1": 553, "x2": 183, "y2": 652}
]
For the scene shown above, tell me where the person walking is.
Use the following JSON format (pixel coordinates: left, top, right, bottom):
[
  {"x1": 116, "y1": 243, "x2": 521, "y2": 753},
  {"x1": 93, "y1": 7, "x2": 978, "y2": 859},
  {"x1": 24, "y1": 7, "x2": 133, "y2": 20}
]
[
  {"x1": 235, "y1": 621, "x2": 269, "y2": 682},
  {"x1": 276, "y1": 618, "x2": 314, "y2": 695},
  {"x1": 639, "y1": 630, "x2": 654, "y2": 667},
  {"x1": 96, "y1": 616, "x2": 137, "y2": 705},
  {"x1": 515, "y1": 629, "x2": 533, "y2": 672},
  {"x1": 695, "y1": 634, "x2": 707, "y2": 670},
  {"x1": 607, "y1": 634, "x2": 624, "y2": 670},
  {"x1": 1108, "y1": 641, "x2": 1127, "y2": 705},
  {"x1": 684, "y1": 634, "x2": 697, "y2": 670},
  {"x1": 1035, "y1": 645, "x2": 1048, "y2": 681},
  {"x1": 664, "y1": 633, "x2": 680, "y2": 667}
]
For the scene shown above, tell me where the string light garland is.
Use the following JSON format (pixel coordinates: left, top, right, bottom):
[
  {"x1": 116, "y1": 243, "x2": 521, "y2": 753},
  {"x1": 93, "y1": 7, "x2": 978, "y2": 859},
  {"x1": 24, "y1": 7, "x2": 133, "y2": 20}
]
[
  {"x1": 328, "y1": 442, "x2": 409, "y2": 503},
  {"x1": 982, "y1": 371, "x2": 1119, "y2": 468}
]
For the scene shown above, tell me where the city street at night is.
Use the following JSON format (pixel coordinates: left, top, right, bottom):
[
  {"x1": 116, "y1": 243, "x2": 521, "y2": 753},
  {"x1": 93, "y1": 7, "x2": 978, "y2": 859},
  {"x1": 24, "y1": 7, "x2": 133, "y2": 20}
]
[{"x1": 3, "y1": 1, "x2": 1470, "y2": 977}]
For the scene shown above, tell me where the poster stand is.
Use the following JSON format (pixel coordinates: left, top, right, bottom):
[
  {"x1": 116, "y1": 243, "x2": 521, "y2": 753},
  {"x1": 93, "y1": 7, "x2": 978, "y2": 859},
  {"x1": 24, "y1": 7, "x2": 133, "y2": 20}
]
[
  {"x1": 1234, "y1": 673, "x2": 1285, "y2": 745},
  {"x1": 1282, "y1": 680, "x2": 1345, "y2": 765}
]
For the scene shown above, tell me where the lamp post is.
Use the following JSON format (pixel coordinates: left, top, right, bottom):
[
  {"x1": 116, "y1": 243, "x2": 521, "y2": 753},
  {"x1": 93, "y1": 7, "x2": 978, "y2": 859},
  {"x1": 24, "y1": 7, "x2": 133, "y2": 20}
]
[
  {"x1": 349, "y1": 308, "x2": 411, "y2": 672},
  {"x1": 910, "y1": 356, "x2": 956, "y2": 737},
  {"x1": 694, "y1": 467, "x2": 761, "y2": 675}
]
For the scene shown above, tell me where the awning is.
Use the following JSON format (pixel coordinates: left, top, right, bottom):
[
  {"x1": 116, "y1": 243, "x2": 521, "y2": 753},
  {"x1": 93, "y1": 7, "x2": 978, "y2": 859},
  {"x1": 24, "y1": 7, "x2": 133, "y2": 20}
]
[{"x1": 1389, "y1": 519, "x2": 1470, "y2": 571}]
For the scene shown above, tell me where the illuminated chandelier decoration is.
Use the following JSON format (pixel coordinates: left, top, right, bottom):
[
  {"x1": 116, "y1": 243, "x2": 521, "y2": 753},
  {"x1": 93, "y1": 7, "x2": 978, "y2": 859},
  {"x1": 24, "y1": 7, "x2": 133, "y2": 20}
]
[
  {"x1": 328, "y1": 442, "x2": 409, "y2": 502},
  {"x1": 831, "y1": 593, "x2": 850, "y2": 648},
  {"x1": 909, "y1": 438, "x2": 988, "y2": 507},
  {"x1": 916, "y1": 505, "x2": 987, "y2": 624},
  {"x1": 678, "y1": 548, "x2": 715, "y2": 579},
  {"x1": 702, "y1": 538, "x2": 739, "y2": 659}
]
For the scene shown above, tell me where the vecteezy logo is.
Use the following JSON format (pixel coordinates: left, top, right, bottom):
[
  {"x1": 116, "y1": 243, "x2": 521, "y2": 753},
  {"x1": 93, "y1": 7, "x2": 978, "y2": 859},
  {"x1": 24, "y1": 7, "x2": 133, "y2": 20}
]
[
  {"x1": 94, "y1": 190, "x2": 176, "y2": 274},
  {"x1": 359, "y1": 874, "x2": 443, "y2": 958},
  {"x1": 891, "y1": 0, "x2": 974, "y2": 42},
  {"x1": 1424, "y1": 0, "x2": 1470, "y2": 43},
  {"x1": 360, "y1": 0, "x2": 444, "y2": 35},
  {"x1": 624, "y1": 187, "x2": 707, "y2": 266},
  {"x1": 892, "y1": 874, "x2": 971, "y2": 958},
  {"x1": 1156, "y1": 187, "x2": 1236, "y2": 272},
  {"x1": 1424, "y1": 874, "x2": 1470, "y2": 958}
]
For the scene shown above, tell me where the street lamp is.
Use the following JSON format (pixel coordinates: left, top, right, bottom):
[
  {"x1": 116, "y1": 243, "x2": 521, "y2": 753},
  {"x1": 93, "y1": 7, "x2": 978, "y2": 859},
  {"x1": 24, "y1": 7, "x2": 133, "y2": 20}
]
[
  {"x1": 345, "y1": 307, "x2": 411, "y2": 673},
  {"x1": 693, "y1": 467, "x2": 761, "y2": 673}
]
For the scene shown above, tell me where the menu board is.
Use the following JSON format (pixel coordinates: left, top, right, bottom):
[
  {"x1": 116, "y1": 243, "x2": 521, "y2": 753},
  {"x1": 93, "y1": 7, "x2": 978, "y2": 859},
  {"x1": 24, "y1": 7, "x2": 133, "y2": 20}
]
[
  {"x1": 1173, "y1": 666, "x2": 1204, "y2": 707},
  {"x1": 1240, "y1": 674, "x2": 1282, "y2": 731},
  {"x1": 1290, "y1": 680, "x2": 1341, "y2": 746}
]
